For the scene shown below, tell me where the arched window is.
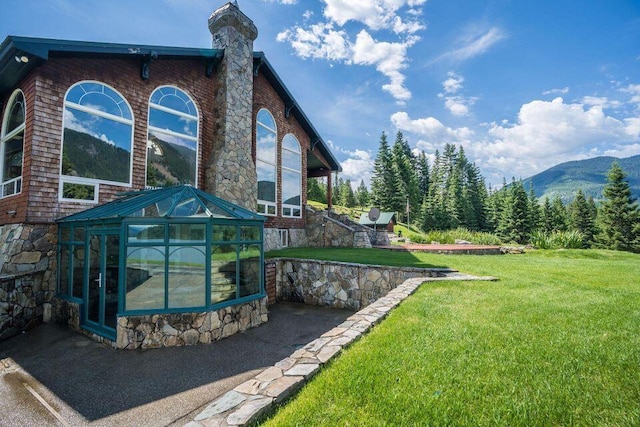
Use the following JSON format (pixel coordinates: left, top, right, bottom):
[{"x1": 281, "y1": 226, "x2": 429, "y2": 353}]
[
  {"x1": 1, "y1": 90, "x2": 25, "y2": 198},
  {"x1": 281, "y1": 134, "x2": 302, "y2": 217},
  {"x1": 60, "y1": 81, "x2": 133, "y2": 202},
  {"x1": 256, "y1": 108, "x2": 277, "y2": 215},
  {"x1": 147, "y1": 86, "x2": 199, "y2": 188}
]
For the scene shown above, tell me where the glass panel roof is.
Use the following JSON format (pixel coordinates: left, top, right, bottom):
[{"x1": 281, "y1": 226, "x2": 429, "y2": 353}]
[{"x1": 57, "y1": 185, "x2": 265, "y2": 223}]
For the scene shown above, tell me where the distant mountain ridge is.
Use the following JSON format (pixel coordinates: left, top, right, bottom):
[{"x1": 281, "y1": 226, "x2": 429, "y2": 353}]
[{"x1": 521, "y1": 155, "x2": 640, "y2": 204}]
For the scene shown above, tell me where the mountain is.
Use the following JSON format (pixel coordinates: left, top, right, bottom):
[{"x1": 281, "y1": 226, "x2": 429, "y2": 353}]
[
  {"x1": 62, "y1": 129, "x2": 130, "y2": 183},
  {"x1": 521, "y1": 155, "x2": 640, "y2": 204}
]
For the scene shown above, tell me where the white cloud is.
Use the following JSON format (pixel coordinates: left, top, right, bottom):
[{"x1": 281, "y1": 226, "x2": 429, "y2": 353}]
[
  {"x1": 277, "y1": 0, "x2": 425, "y2": 102},
  {"x1": 543, "y1": 87, "x2": 570, "y2": 95},
  {"x1": 322, "y1": 0, "x2": 426, "y2": 34},
  {"x1": 437, "y1": 72, "x2": 477, "y2": 116},
  {"x1": 438, "y1": 26, "x2": 506, "y2": 63},
  {"x1": 390, "y1": 111, "x2": 474, "y2": 144},
  {"x1": 442, "y1": 72, "x2": 464, "y2": 94},
  {"x1": 582, "y1": 96, "x2": 622, "y2": 109},
  {"x1": 390, "y1": 96, "x2": 640, "y2": 185},
  {"x1": 276, "y1": 23, "x2": 352, "y2": 61},
  {"x1": 352, "y1": 30, "x2": 417, "y2": 102},
  {"x1": 335, "y1": 148, "x2": 375, "y2": 188},
  {"x1": 477, "y1": 97, "x2": 640, "y2": 179},
  {"x1": 622, "y1": 83, "x2": 640, "y2": 105}
]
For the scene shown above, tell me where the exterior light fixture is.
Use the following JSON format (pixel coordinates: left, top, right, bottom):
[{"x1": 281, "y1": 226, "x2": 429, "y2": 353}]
[{"x1": 14, "y1": 55, "x2": 29, "y2": 63}]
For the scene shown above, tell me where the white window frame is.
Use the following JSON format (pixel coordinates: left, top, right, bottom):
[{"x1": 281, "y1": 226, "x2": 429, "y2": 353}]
[
  {"x1": 278, "y1": 229, "x2": 289, "y2": 247},
  {"x1": 59, "y1": 81, "x2": 134, "y2": 203},
  {"x1": 256, "y1": 108, "x2": 277, "y2": 216},
  {"x1": 281, "y1": 134, "x2": 302, "y2": 218},
  {"x1": 146, "y1": 86, "x2": 200, "y2": 188},
  {"x1": 0, "y1": 89, "x2": 26, "y2": 199}
]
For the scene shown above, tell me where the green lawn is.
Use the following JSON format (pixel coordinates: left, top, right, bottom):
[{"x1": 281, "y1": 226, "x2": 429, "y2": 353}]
[{"x1": 264, "y1": 248, "x2": 640, "y2": 426}]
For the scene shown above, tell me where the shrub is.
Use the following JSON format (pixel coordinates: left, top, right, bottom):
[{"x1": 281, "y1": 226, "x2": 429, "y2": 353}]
[
  {"x1": 406, "y1": 227, "x2": 502, "y2": 246},
  {"x1": 530, "y1": 229, "x2": 584, "y2": 249}
]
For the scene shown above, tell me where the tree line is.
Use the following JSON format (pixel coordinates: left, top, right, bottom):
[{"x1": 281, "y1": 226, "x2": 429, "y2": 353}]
[{"x1": 308, "y1": 131, "x2": 640, "y2": 253}]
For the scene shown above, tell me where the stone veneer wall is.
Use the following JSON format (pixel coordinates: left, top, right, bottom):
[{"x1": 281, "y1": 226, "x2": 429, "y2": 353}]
[
  {"x1": 116, "y1": 297, "x2": 268, "y2": 350},
  {"x1": 206, "y1": 3, "x2": 258, "y2": 211},
  {"x1": 51, "y1": 295, "x2": 268, "y2": 350},
  {"x1": 0, "y1": 223, "x2": 57, "y2": 341},
  {"x1": 274, "y1": 258, "x2": 449, "y2": 311}
]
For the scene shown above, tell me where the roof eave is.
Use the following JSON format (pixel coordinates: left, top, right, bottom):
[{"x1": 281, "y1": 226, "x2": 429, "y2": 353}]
[{"x1": 253, "y1": 52, "x2": 341, "y2": 172}]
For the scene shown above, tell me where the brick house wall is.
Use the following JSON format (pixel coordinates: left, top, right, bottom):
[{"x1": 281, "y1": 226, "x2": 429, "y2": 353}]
[
  {"x1": 253, "y1": 72, "x2": 308, "y2": 231},
  {"x1": 0, "y1": 56, "x2": 218, "y2": 224}
]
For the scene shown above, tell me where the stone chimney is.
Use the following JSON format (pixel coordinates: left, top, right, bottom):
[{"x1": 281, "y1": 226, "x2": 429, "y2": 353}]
[{"x1": 206, "y1": 2, "x2": 258, "y2": 210}]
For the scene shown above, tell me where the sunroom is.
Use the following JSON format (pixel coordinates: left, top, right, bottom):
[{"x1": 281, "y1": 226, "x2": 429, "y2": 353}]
[{"x1": 55, "y1": 185, "x2": 267, "y2": 349}]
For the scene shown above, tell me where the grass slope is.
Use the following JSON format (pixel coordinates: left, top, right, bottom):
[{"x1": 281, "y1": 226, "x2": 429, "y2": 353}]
[{"x1": 264, "y1": 249, "x2": 640, "y2": 426}]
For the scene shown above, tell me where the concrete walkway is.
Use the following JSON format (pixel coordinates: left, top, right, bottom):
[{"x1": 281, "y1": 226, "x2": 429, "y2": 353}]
[{"x1": 0, "y1": 303, "x2": 352, "y2": 427}]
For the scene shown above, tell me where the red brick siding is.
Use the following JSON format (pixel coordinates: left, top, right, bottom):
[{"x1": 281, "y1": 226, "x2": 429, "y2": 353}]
[
  {"x1": 1, "y1": 56, "x2": 218, "y2": 224},
  {"x1": 0, "y1": 74, "x2": 37, "y2": 225},
  {"x1": 253, "y1": 72, "x2": 325, "y2": 230},
  {"x1": 264, "y1": 260, "x2": 277, "y2": 304}
]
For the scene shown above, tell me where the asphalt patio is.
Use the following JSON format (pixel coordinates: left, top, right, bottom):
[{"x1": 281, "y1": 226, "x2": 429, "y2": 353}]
[{"x1": 0, "y1": 302, "x2": 352, "y2": 426}]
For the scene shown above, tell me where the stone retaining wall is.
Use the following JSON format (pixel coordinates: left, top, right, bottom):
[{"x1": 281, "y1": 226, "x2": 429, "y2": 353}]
[
  {"x1": 117, "y1": 297, "x2": 269, "y2": 349},
  {"x1": 274, "y1": 258, "x2": 451, "y2": 311},
  {"x1": 0, "y1": 223, "x2": 57, "y2": 341}
]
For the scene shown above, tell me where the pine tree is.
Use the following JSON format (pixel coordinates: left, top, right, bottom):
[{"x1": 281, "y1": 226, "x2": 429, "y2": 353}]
[
  {"x1": 307, "y1": 177, "x2": 327, "y2": 203},
  {"x1": 355, "y1": 179, "x2": 370, "y2": 208},
  {"x1": 498, "y1": 179, "x2": 531, "y2": 243},
  {"x1": 569, "y1": 189, "x2": 597, "y2": 247},
  {"x1": 597, "y1": 162, "x2": 640, "y2": 252},
  {"x1": 542, "y1": 196, "x2": 554, "y2": 233},
  {"x1": 343, "y1": 179, "x2": 357, "y2": 208},
  {"x1": 417, "y1": 151, "x2": 430, "y2": 196},
  {"x1": 551, "y1": 196, "x2": 568, "y2": 232},
  {"x1": 527, "y1": 185, "x2": 542, "y2": 232},
  {"x1": 371, "y1": 132, "x2": 403, "y2": 212},
  {"x1": 391, "y1": 131, "x2": 419, "y2": 222}
]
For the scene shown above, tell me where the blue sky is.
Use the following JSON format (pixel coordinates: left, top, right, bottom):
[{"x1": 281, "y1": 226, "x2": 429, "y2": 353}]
[{"x1": 2, "y1": 0, "x2": 639, "y2": 188}]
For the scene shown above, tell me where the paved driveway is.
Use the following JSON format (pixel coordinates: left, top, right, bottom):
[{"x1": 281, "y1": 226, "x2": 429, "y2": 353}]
[{"x1": 0, "y1": 302, "x2": 352, "y2": 426}]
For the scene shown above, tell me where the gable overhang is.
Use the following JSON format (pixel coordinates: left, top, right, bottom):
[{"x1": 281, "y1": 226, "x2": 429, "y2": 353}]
[
  {"x1": 0, "y1": 36, "x2": 224, "y2": 98},
  {"x1": 253, "y1": 52, "x2": 341, "y2": 174}
]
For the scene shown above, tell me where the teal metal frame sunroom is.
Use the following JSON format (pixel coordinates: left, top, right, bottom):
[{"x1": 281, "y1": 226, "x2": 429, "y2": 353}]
[{"x1": 56, "y1": 185, "x2": 265, "y2": 341}]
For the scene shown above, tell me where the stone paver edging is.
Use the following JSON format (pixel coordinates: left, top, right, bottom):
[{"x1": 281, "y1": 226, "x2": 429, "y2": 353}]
[{"x1": 185, "y1": 272, "x2": 496, "y2": 426}]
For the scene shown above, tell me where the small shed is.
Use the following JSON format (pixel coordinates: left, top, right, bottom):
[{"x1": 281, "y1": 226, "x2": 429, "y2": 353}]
[
  {"x1": 55, "y1": 185, "x2": 267, "y2": 348},
  {"x1": 358, "y1": 212, "x2": 396, "y2": 232}
]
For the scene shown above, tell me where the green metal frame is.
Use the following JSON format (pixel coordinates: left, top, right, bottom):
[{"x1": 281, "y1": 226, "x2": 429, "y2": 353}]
[{"x1": 56, "y1": 186, "x2": 266, "y2": 338}]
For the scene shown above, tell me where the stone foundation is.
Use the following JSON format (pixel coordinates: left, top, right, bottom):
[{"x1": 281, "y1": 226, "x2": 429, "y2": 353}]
[
  {"x1": 0, "y1": 223, "x2": 57, "y2": 341},
  {"x1": 274, "y1": 258, "x2": 452, "y2": 311}
]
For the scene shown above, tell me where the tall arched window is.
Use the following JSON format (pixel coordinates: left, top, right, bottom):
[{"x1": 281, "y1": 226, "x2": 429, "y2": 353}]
[
  {"x1": 60, "y1": 81, "x2": 133, "y2": 202},
  {"x1": 256, "y1": 108, "x2": 277, "y2": 215},
  {"x1": 147, "y1": 86, "x2": 199, "y2": 188},
  {"x1": 281, "y1": 134, "x2": 302, "y2": 218},
  {"x1": 1, "y1": 90, "x2": 25, "y2": 198}
]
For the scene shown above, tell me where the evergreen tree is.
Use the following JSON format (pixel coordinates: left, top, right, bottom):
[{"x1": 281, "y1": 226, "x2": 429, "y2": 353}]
[
  {"x1": 597, "y1": 162, "x2": 640, "y2": 252},
  {"x1": 485, "y1": 179, "x2": 507, "y2": 232},
  {"x1": 417, "y1": 151, "x2": 430, "y2": 197},
  {"x1": 370, "y1": 132, "x2": 403, "y2": 212},
  {"x1": 343, "y1": 179, "x2": 357, "y2": 208},
  {"x1": 527, "y1": 185, "x2": 542, "y2": 232},
  {"x1": 332, "y1": 174, "x2": 343, "y2": 206},
  {"x1": 391, "y1": 131, "x2": 419, "y2": 222},
  {"x1": 355, "y1": 179, "x2": 370, "y2": 208},
  {"x1": 569, "y1": 189, "x2": 597, "y2": 247},
  {"x1": 542, "y1": 196, "x2": 554, "y2": 233},
  {"x1": 307, "y1": 177, "x2": 327, "y2": 203},
  {"x1": 498, "y1": 179, "x2": 531, "y2": 243},
  {"x1": 551, "y1": 196, "x2": 568, "y2": 232}
]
